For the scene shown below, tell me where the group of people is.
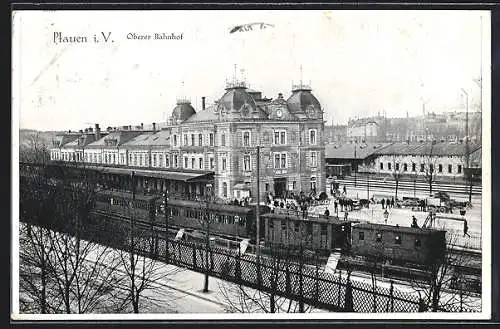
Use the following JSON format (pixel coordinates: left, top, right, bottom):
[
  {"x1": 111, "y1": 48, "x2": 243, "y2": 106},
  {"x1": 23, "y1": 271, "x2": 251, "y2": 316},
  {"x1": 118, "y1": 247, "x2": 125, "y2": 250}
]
[{"x1": 381, "y1": 197, "x2": 396, "y2": 209}]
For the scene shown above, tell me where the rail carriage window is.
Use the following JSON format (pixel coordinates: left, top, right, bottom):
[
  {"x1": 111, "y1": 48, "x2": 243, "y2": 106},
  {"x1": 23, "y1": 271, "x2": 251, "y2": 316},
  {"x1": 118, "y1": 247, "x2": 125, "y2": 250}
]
[
  {"x1": 376, "y1": 232, "x2": 382, "y2": 242},
  {"x1": 395, "y1": 235, "x2": 402, "y2": 244},
  {"x1": 321, "y1": 224, "x2": 327, "y2": 235},
  {"x1": 414, "y1": 238, "x2": 422, "y2": 248},
  {"x1": 358, "y1": 231, "x2": 364, "y2": 241}
]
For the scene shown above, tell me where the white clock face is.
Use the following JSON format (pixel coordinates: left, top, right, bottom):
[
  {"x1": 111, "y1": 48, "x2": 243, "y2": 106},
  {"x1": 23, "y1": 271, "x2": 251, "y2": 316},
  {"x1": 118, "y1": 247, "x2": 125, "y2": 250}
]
[{"x1": 276, "y1": 109, "x2": 283, "y2": 118}]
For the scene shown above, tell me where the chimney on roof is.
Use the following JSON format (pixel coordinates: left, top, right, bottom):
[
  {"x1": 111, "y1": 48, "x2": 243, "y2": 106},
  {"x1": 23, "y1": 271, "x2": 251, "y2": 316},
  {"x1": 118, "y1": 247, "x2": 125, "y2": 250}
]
[
  {"x1": 95, "y1": 124, "x2": 101, "y2": 140},
  {"x1": 79, "y1": 129, "x2": 83, "y2": 133},
  {"x1": 152, "y1": 122, "x2": 156, "y2": 132},
  {"x1": 202, "y1": 97, "x2": 206, "y2": 111},
  {"x1": 141, "y1": 123, "x2": 144, "y2": 130},
  {"x1": 278, "y1": 93, "x2": 283, "y2": 99},
  {"x1": 129, "y1": 125, "x2": 132, "y2": 130}
]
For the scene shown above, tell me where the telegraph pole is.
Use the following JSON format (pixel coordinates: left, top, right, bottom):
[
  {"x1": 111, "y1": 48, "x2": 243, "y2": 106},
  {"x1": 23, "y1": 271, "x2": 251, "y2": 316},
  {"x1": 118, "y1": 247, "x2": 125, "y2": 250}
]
[{"x1": 461, "y1": 88, "x2": 471, "y2": 202}]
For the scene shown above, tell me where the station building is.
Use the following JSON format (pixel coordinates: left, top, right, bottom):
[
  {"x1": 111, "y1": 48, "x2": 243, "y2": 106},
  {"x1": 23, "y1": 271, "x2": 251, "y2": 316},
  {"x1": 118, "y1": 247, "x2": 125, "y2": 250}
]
[{"x1": 49, "y1": 79, "x2": 326, "y2": 201}]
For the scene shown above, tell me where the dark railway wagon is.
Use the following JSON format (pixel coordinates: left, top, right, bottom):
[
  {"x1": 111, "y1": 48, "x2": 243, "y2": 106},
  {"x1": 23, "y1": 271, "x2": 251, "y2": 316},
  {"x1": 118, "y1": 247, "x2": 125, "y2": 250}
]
[
  {"x1": 350, "y1": 223, "x2": 446, "y2": 266},
  {"x1": 262, "y1": 213, "x2": 351, "y2": 252},
  {"x1": 165, "y1": 199, "x2": 268, "y2": 240},
  {"x1": 94, "y1": 189, "x2": 161, "y2": 222}
]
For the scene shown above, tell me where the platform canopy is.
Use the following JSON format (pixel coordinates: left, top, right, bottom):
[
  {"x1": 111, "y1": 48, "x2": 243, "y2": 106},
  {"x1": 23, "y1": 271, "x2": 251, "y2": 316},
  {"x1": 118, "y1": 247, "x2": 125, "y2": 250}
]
[{"x1": 85, "y1": 165, "x2": 214, "y2": 182}]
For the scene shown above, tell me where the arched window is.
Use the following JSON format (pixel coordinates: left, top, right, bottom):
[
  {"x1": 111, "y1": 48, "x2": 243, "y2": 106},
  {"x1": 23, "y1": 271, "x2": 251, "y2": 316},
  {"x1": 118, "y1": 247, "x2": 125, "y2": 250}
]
[{"x1": 198, "y1": 133, "x2": 203, "y2": 146}]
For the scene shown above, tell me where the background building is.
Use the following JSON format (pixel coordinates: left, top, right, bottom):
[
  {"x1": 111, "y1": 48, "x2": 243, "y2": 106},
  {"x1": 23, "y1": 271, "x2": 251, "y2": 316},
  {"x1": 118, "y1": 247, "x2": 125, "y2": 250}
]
[{"x1": 50, "y1": 78, "x2": 326, "y2": 201}]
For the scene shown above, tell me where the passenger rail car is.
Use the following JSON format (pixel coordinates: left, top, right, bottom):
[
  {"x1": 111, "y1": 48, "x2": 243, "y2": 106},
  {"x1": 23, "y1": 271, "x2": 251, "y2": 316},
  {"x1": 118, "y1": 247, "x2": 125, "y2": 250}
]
[
  {"x1": 350, "y1": 223, "x2": 446, "y2": 267},
  {"x1": 94, "y1": 189, "x2": 162, "y2": 222},
  {"x1": 262, "y1": 214, "x2": 351, "y2": 253},
  {"x1": 165, "y1": 199, "x2": 268, "y2": 240}
]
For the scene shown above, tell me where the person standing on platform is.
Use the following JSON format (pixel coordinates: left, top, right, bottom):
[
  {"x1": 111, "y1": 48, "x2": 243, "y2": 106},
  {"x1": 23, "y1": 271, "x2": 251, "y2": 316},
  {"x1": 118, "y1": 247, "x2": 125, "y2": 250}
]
[
  {"x1": 381, "y1": 198, "x2": 386, "y2": 209},
  {"x1": 463, "y1": 219, "x2": 470, "y2": 237}
]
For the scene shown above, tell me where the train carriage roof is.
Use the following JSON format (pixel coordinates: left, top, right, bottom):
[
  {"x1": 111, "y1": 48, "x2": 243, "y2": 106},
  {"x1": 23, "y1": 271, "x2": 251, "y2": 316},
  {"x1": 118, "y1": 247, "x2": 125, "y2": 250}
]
[
  {"x1": 96, "y1": 189, "x2": 161, "y2": 202},
  {"x1": 352, "y1": 223, "x2": 446, "y2": 235},
  {"x1": 261, "y1": 213, "x2": 350, "y2": 225},
  {"x1": 166, "y1": 199, "x2": 255, "y2": 215}
]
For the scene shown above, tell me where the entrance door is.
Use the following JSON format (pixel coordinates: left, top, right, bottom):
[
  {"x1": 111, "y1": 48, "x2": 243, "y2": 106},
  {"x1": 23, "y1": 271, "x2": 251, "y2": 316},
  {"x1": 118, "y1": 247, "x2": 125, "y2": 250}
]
[{"x1": 274, "y1": 178, "x2": 287, "y2": 199}]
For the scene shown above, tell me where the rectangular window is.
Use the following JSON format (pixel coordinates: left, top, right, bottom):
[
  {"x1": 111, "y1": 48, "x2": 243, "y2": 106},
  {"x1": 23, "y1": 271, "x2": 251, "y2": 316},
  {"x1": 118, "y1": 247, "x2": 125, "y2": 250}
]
[
  {"x1": 222, "y1": 158, "x2": 227, "y2": 171},
  {"x1": 359, "y1": 231, "x2": 364, "y2": 241},
  {"x1": 412, "y1": 163, "x2": 416, "y2": 172},
  {"x1": 309, "y1": 129, "x2": 317, "y2": 145},
  {"x1": 429, "y1": 164, "x2": 434, "y2": 172},
  {"x1": 184, "y1": 157, "x2": 188, "y2": 168},
  {"x1": 458, "y1": 165, "x2": 462, "y2": 174},
  {"x1": 274, "y1": 130, "x2": 286, "y2": 145},
  {"x1": 438, "y1": 164, "x2": 443, "y2": 173},
  {"x1": 403, "y1": 163, "x2": 408, "y2": 171},
  {"x1": 134, "y1": 154, "x2": 137, "y2": 166},
  {"x1": 199, "y1": 157, "x2": 203, "y2": 169},
  {"x1": 191, "y1": 158, "x2": 195, "y2": 168},
  {"x1": 243, "y1": 131, "x2": 250, "y2": 147},
  {"x1": 153, "y1": 154, "x2": 157, "y2": 167},
  {"x1": 380, "y1": 162, "x2": 384, "y2": 170},
  {"x1": 221, "y1": 134, "x2": 226, "y2": 147},
  {"x1": 311, "y1": 152, "x2": 317, "y2": 167},
  {"x1": 414, "y1": 238, "x2": 422, "y2": 248},
  {"x1": 395, "y1": 236, "x2": 402, "y2": 245},
  {"x1": 173, "y1": 135, "x2": 178, "y2": 146},
  {"x1": 395, "y1": 163, "x2": 400, "y2": 171},
  {"x1": 198, "y1": 134, "x2": 203, "y2": 146},
  {"x1": 281, "y1": 154, "x2": 286, "y2": 168},
  {"x1": 448, "y1": 164, "x2": 452, "y2": 173},
  {"x1": 388, "y1": 162, "x2": 391, "y2": 170},
  {"x1": 174, "y1": 155, "x2": 178, "y2": 167},
  {"x1": 191, "y1": 134, "x2": 195, "y2": 146},
  {"x1": 420, "y1": 163, "x2": 425, "y2": 172},
  {"x1": 210, "y1": 158, "x2": 214, "y2": 170},
  {"x1": 293, "y1": 181, "x2": 296, "y2": 190},
  {"x1": 158, "y1": 154, "x2": 163, "y2": 167},
  {"x1": 244, "y1": 155, "x2": 251, "y2": 171},
  {"x1": 209, "y1": 133, "x2": 214, "y2": 146},
  {"x1": 184, "y1": 134, "x2": 188, "y2": 146},
  {"x1": 280, "y1": 131, "x2": 286, "y2": 144},
  {"x1": 265, "y1": 183, "x2": 269, "y2": 192},
  {"x1": 321, "y1": 224, "x2": 327, "y2": 235},
  {"x1": 274, "y1": 154, "x2": 280, "y2": 169}
]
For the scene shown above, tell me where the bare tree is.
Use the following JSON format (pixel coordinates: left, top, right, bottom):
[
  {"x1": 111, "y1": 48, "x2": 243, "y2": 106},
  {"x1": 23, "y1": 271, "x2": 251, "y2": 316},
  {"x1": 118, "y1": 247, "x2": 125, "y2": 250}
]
[
  {"x1": 19, "y1": 131, "x2": 51, "y2": 164},
  {"x1": 409, "y1": 234, "x2": 480, "y2": 312},
  {"x1": 422, "y1": 142, "x2": 437, "y2": 196},
  {"x1": 391, "y1": 155, "x2": 403, "y2": 199}
]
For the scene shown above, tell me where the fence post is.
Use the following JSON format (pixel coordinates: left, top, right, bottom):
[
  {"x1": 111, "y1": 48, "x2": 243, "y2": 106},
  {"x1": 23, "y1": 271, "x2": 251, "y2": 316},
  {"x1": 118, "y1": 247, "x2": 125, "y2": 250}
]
[
  {"x1": 315, "y1": 254, "x2": 320, "y2": 303},
  {"x1": 344, "y1": 269, "x2": 354, "y2": 312},
  {"x1": 337, "y1": 270, "x2": 342, "y2": 308},
  {"x1": 390, "y1": 280, "x2": 394, "y2": 312},
  {"x1": 236, "y1": 247, "x2": 241, "y2": 282},
  {"x1": 299, "y1": 245, "x2": 304, "y2": 313},
  {"x1": 192, "y1": 244, "x2": 197, "y2": 268}
]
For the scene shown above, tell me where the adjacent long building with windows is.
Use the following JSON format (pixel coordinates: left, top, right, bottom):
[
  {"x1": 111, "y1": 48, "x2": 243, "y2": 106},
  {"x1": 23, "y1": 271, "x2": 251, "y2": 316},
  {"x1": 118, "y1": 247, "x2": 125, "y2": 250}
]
[{"x1": 49, "y1": 80, "x2": 326, "y2": 201}]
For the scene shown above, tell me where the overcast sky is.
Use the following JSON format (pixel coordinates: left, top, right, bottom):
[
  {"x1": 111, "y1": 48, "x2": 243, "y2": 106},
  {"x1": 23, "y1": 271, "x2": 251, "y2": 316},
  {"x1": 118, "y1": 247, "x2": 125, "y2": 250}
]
[{"x1": 13, "y1": 10, "x2": 488, "y2": 131}]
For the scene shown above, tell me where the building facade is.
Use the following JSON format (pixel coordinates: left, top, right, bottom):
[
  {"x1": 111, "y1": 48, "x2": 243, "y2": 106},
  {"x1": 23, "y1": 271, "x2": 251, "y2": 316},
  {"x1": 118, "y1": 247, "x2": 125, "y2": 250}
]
[{"x1": 50, "y1": 79, "x2": 326, "y2": 201}]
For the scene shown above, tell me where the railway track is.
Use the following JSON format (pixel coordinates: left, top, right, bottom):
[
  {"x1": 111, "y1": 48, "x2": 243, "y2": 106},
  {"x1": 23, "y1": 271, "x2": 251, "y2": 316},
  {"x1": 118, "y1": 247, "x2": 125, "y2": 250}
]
[{"x1": 335, "y1": 177, "x2": 482, "y2": 196}]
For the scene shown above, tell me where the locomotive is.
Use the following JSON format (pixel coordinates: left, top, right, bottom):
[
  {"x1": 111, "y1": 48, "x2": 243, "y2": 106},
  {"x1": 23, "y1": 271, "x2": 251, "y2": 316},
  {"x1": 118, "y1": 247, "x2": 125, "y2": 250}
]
[{"x1": 92, "y1": 188, "x2": 447, "y2": 269}]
